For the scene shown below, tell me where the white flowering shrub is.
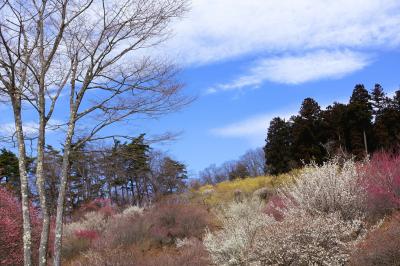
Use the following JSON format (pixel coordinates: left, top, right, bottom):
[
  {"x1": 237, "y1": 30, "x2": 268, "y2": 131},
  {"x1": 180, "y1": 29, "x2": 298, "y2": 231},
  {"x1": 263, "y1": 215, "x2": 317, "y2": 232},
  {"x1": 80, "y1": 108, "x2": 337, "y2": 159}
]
[
  {"x1": 204, "y1": 202, "x2": 364, "y2": 266},
  {"x1": 256, "y1": 208, "x2": 364, "y2": 265},
  {"x1": 279, "y1": 158, "x2": 366, "y2": 220},
  {"x1": 120, "y1": 205, "x2": 144, "y2": 217},
  {"x1": 63, "y1": 211, "x2": 108, "y2": 238},
  {"x1": 204, "y1": 159, "x2": 369, "y2": 265},
  {"x1": 203, "y1": 200, "x2": 271, "y2": 266}
]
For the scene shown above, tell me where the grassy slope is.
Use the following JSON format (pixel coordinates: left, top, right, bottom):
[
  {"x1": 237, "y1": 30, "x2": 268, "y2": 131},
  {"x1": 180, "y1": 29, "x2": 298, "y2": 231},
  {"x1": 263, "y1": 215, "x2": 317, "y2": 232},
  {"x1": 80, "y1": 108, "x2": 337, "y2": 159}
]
[{"x1": 190, "y1": 169, "x2": 303, "y2": 206}]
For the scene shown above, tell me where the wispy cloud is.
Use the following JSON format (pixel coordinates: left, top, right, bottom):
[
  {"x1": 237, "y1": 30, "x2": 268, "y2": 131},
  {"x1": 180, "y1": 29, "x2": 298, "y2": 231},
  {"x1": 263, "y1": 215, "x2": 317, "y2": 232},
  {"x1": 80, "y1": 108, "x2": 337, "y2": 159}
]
[
  {"x1": 0, "y1": 122, "x2": 39, "y2": 137},
  {"x1": 166, "y1": 0, "x2": 400, "y2": 65},
  {"x1": 0, "y1": 119, "x2": 65, "y2": 137},
  {"x1": 210, "y1": 111, "x2": 294, "y2": 146},
  {"x1": 207, "y1": 50, "x2": 370, "y2": 93}
]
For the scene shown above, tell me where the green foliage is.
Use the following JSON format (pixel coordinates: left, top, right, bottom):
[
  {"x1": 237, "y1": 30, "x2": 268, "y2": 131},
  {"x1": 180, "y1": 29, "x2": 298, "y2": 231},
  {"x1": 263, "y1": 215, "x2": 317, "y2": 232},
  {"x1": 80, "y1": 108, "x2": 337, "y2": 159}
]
[
  {"x1": 347, "y1": 84, "x2": 373, "y2": 158},
  {"x1": 0, "y1": 149, "x2": 20, "y2": 192},
  {"x1": 158, "y1": 157, "x2": 187, "y2": 194},
  {"x1": 264, "y1": 83, "x2": 400, "y2": 174},
  {"x1": 291, "y1": 97, "x2": 327, "y2": 165},
  {"x1": 264, "y1": 117, "x2": 294, "y2": 175}
]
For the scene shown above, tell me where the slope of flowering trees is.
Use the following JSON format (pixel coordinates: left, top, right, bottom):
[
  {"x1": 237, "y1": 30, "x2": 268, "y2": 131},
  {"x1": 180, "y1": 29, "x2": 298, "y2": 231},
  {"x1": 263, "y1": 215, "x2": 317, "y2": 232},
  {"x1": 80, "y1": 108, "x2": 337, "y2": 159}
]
[{"x1": 203, "y1": 154, "x2": 400, "y2": 265}]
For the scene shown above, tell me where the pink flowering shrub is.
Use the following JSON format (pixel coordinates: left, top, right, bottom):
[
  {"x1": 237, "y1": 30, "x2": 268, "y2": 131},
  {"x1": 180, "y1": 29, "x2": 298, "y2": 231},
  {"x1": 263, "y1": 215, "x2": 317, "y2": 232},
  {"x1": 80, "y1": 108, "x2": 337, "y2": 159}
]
[
  {"x1": 77, "y1": 198, "x2": 116, "y2": 218},
  {"x1": 74, "y1": 229, "x2": 99, "y2": 241},
  {"x1": 147, "y1": 202, "x2": 213, "y2": 245},
  {"x1": 264, "y1": 195, "x2": 287, "y2": 221},
  {"x1": 0, "y1": 187, "x2": 40, "y2": 265},
  {"x1": 359, "y1": 152, "x2": 400, "y2": 220},
  {"x1": 105, "y1": 202, "x2": 215, "y2": 248}
]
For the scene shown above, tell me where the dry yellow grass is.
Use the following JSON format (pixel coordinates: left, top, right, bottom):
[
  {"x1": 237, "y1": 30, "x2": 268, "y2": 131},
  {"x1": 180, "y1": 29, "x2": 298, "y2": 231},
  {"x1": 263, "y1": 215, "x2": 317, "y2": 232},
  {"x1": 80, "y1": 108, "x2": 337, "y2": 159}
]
[{"x1": 191, "y1": 169, "x2": 302, "y2": 206}]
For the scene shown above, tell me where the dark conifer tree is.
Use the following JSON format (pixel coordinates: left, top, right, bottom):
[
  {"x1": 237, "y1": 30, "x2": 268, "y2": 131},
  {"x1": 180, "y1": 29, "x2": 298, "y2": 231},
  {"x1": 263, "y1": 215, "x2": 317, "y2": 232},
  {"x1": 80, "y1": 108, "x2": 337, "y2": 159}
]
[
  {"x1": 122, "y1": 134, "x2": 151, "y2": 205},
  {"x1": 0, "y1": 149, "x2": 20, "y2": 192},
  {"x1": 264, "y1": 117, "x2": 294, "y2": 175},
  {"x1": 393, "y1": 90, "x2": 400, "y2": 109},
  {"x1": 347, "y1": 84, "x2": 373, "y2": 158},
  {"x1": 291, "y1": 98, "x2": 326, "y2": 165},
  {"x1": 159, "y1": 157, "x2": 187, "y2": 194},
  {"x1": 371, "y1": 84, "x2": 387, "y2": 116},
  {"x1": 374, "y1": 89, "x2": 400, "y2": 151},
  {"x1": 321, "y1": 102, "x2": 349, "y2": 155}
]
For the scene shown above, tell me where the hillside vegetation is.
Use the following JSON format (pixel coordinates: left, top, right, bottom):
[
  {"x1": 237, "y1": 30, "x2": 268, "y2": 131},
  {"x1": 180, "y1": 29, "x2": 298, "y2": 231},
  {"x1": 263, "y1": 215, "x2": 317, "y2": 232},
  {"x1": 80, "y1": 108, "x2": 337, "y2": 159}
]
[
  {"x1": 192, "y1": 170, "x2": 301, "y2": 206},
  {"x1": 2, "y1": 153, "x2": 399, "y2": 265}
]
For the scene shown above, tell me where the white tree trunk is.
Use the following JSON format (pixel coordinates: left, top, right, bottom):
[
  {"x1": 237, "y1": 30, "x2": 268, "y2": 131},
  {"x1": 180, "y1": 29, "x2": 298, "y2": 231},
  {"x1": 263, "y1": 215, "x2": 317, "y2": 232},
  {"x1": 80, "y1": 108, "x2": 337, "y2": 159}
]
[
  {"x1": 53, "y1": 119, "x2": 76, "y2": 266},
  {"x1": 11, "y1": 97, "x2": 32, "y2": 266},
  {"x1": 36, "y1": 107, "x2": 50, "y2": 266}
]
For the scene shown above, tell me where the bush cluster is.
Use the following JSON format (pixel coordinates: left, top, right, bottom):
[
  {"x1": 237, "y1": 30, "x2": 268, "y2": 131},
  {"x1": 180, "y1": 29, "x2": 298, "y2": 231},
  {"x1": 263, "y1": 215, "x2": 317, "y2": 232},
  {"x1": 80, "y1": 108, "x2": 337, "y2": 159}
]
[
  {"x1": 194, "y1": 170, "x2": 300, "y2": 206},
  {"x1": 349, "y1": 212, "x2": 400, "y2": 266},
  {"x1": 359, "y1": 152, "x2": 400, "y2": 220},
  {"x1": 62, "y1": 199, "x2": 214, "y2": 265},
  {"x1": 204, "y1": 154, "x2": 400, "y2": 265},
  {"x1": 0, "y1": 187, "x2": 41, "y2": 265}
]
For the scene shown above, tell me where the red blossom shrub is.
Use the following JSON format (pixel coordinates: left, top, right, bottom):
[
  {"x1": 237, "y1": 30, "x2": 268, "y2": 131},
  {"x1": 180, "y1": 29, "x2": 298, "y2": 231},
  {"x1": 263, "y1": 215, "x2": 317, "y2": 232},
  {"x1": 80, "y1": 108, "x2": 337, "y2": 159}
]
[
  {"x1": 74, "y1": 229, "x2": 98, "y2": 241},
  {"x1": 0, "y1": 187, "x2": 41, "y2": 265},
  {"x1": 105, "y1": 213, "x2": 152, "y2": 249},
  {"x1": 100, "y1": 201, "x2": 215, "y2": 250},
  {"x1": 76, "y1": 198, "x2": 116, "y2": 218},
  {"x1": 349, "y1": 212, "x2": 400, "y2": 266},
  {"x1": 359, "y1": 152, "x2": 400, "y2": 220},
  {"x1": 147, "y1": 202, "x2": 214, "y2": 245},
  {"x1": 264, "y1": 195, "x2": 288, "y2": 221}
]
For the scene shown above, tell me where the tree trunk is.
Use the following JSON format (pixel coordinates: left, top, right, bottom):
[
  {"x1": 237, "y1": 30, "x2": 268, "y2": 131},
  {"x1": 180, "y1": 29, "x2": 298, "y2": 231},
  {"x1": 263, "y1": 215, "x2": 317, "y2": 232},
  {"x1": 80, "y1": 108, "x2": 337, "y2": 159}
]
[
  {"x1": 36, "y1": 83, "x2": 50, "y2": 266},
  {"x1": 53, "y1": 120, "x2": 76, "y2": 266},
  {"x1": 114, "y1": 185, "x2": 118, "y2": 204},
  {"x1": 36, "y1": 128, "x2": 50, "y2": 266},
  {"x1": 363, "y1": 130, "x2": 368, "y2": 157},
  {"x1": 130, "y1": 178, "x2": 136, "y2": 205},
  {"x1": 11, "y1": 97, "x2": 33, "y2": 266}
]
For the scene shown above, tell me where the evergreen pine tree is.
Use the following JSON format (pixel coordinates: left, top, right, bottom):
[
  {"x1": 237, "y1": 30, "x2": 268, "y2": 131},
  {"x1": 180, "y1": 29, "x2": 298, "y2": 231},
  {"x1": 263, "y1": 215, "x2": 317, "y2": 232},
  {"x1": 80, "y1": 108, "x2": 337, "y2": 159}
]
[
  {"x1": 371, "y1": 83, "x2": 386, "y2": 116},
  {"x1": 347, "y1": 84, "x2": 373, "y2": 158},
  {"x1": 321, "y1": 102, "x2": 349, "y2": 155},
  {"x1": 291, "y1": 98, "x2": 326, "y2": 165},
  {"x1": 264, "y1": 117, "x2": 294, "y2": 175},
  {"x1": 0, "y1": 149, "x2": 20, "y2": 192},
  {"x1": 159, "y1": 157, "x2": 187, "y2": 193},
  {"x1": 374, "y1": 89, "x2": 400, "y2": 151}
]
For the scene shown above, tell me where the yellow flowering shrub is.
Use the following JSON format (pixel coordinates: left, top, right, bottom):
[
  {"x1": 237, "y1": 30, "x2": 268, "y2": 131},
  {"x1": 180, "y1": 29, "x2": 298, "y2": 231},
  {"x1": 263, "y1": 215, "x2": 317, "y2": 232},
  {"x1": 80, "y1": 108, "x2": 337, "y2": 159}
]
[{"x1": 192, "y1": 169, "x2": 302, "y2": 206}]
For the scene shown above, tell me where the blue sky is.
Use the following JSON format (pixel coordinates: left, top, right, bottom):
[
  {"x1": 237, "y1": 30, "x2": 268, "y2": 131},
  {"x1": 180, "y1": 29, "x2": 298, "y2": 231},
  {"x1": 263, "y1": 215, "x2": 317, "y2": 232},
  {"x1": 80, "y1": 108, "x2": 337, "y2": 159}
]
[
  {"x1": 1, "y1": 0, "x2": 400, "y2": 177},
  {"x1": 148, "y1": 50, "x2": 400, "y2": 177}
]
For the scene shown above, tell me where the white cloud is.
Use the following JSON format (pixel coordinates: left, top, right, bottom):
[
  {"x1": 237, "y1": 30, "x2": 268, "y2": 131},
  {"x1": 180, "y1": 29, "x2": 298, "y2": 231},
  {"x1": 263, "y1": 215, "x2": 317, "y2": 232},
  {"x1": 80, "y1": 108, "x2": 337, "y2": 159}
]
[
  {"x1": 0, "y1": 122, "x2": 39, "y2": 137},
  {"x1": 0, "y1": 119, "x2": 65, "y2": 137},
  {"x1": 208, "y1": 50, "x2": 370, "y2": 92},
  {"x1": 166, "y1": 0, "x2": 400, "y2": 65},
  {"x1": 211, "y1": 111, "x2": 294, "y2": 146}
]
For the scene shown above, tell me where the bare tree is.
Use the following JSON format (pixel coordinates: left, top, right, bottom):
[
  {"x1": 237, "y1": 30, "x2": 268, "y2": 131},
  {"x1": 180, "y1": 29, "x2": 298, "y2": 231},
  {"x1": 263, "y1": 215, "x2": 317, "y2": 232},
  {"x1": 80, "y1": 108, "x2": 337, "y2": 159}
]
[
  {"x1": 199, "y1": 148, "x2": 266, "y2": 185},
  {"x1": 239, "y1": 148, "x2": 266, "y2": 177},
  {"x1": 199, "y1": 163, "x2": 227, "y2": 184},
  {"x1": 0, "y1": 0, "x2": 189, "y2": 265}
]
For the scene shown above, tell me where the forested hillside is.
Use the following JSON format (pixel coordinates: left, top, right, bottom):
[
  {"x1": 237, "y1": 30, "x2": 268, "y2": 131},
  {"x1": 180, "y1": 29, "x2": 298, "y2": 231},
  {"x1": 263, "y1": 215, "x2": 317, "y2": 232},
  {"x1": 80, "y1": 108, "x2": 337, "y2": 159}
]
[{"x1": 265, "y1": 84, "x2": 400, "y2": 174}]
